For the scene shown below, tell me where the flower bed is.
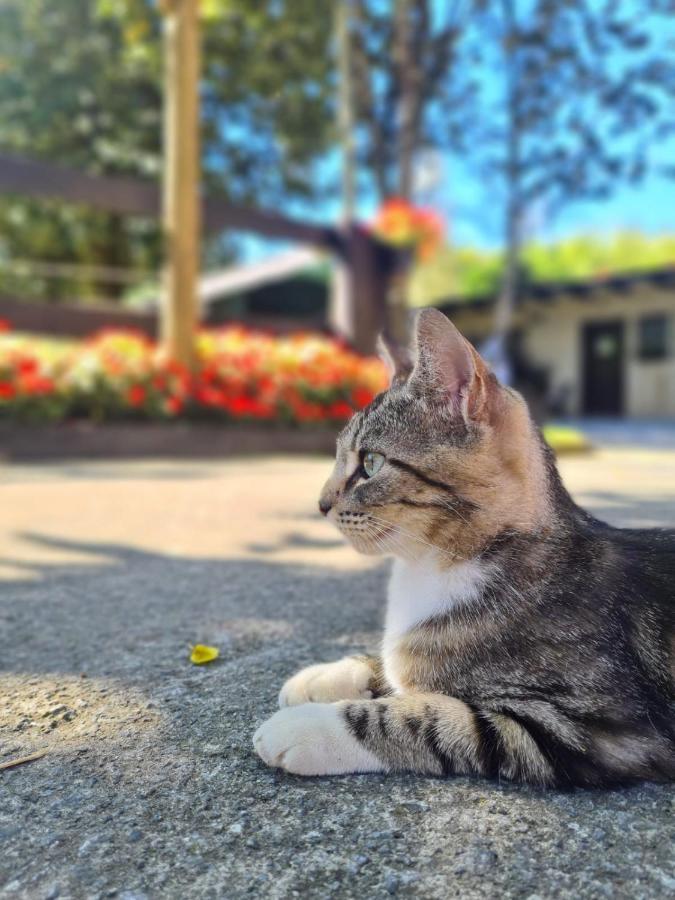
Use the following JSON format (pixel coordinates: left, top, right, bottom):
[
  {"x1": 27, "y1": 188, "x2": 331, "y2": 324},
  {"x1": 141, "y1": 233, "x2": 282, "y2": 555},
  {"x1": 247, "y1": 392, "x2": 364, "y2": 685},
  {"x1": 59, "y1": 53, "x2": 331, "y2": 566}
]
[{"x1": 0, "y1": 323, "x2": 387, "y2": 426}]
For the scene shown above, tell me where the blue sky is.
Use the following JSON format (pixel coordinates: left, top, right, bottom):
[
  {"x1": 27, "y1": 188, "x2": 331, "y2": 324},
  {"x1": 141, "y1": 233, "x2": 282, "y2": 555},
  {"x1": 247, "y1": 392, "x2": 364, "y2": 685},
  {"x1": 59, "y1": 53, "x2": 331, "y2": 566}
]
[{"x1": 239, "y1": 156, "x2": 675, "y2": 264}]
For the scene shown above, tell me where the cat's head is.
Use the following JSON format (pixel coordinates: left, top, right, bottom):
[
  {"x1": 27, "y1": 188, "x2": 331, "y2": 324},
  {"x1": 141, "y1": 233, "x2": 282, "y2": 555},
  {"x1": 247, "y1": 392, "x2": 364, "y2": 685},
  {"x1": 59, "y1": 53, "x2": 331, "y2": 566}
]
[{"x1": 319, "y1": 309, "x2": 552, "y2": 563}]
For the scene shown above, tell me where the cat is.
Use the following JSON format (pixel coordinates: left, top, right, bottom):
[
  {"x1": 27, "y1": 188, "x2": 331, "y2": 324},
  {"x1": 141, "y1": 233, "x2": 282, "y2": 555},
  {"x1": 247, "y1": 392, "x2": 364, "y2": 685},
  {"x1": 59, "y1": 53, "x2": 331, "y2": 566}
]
[{"x1": 253, "y1": 308, "x2": 675, "y2": 788}]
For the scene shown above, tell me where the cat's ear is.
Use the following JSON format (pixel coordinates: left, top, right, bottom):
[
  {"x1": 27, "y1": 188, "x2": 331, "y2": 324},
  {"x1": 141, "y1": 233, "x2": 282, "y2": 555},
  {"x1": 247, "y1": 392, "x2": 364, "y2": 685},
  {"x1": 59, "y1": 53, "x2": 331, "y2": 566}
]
[
  {"x1": 410, "y1": 308, "x2": 492, "y2": 421},
  {"x1": 377, "y1": 329, "x2": 414, "y2": 387}
]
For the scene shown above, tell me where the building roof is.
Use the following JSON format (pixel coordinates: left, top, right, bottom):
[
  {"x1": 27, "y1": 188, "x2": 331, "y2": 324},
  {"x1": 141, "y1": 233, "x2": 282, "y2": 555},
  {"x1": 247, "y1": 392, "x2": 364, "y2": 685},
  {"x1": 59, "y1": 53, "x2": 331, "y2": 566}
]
[
  {"x1": 199, "y1": 247, "x2": 328, "y2": 306},
  {"x1": 437, "y1": 265, "x2": 675, "y2": 315}
]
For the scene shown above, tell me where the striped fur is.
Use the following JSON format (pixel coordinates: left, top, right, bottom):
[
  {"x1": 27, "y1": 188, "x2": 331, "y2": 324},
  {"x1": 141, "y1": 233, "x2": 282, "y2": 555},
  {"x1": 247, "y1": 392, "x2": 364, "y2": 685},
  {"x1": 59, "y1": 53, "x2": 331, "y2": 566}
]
[{"x1": 253, "y1": 310, "x2": 675, "y2": 788}]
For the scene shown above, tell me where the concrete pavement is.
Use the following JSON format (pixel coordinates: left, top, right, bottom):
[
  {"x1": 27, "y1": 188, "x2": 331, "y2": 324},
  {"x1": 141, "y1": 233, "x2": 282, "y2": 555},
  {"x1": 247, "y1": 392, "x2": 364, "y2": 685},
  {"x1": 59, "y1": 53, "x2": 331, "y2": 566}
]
[{"x1": 0, "y1": 450, "x2": 673, "y2": 899}]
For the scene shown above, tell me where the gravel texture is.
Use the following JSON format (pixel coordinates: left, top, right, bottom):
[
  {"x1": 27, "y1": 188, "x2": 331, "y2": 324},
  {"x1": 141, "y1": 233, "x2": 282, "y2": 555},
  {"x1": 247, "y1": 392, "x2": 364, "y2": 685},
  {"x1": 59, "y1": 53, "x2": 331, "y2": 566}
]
[{"x1": 0, "y1": 453, "x2": 673, "y2": 899}]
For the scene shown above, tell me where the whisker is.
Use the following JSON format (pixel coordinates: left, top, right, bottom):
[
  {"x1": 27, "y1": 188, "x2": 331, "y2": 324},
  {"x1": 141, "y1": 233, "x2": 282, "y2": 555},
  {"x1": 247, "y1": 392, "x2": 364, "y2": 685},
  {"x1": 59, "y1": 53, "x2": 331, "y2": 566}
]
[{"x1": 364, "y1": 512, "x2": 460, "y2": 563}]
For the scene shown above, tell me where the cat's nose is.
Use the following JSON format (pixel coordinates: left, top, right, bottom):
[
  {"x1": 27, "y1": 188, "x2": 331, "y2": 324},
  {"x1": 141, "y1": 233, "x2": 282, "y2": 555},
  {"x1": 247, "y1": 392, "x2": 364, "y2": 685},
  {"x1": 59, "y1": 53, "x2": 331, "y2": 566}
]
[{"x1": 318, "y1": 498, "x2": 333, "y2": 516}]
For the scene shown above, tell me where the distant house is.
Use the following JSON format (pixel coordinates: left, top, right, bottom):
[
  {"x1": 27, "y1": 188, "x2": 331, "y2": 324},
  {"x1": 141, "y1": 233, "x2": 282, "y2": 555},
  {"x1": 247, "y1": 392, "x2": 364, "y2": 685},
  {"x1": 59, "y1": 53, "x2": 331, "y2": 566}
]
[
  {"x1": 439, "y1": 267, "x2": 675, "y2": 419},
  {"x1": 200, "y1": 247, "x2": 330, "y2": 330}
]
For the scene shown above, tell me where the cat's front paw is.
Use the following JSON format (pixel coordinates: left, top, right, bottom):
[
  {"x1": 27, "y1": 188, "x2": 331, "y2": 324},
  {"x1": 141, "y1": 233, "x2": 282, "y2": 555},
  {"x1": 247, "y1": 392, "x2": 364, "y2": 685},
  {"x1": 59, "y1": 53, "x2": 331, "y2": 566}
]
[
  {"x1": 253, "y1": 703, "x2": 384, "y2": 776},
  {"x1": 278, "y1": 657, "x2": 373, "y2": 708}
]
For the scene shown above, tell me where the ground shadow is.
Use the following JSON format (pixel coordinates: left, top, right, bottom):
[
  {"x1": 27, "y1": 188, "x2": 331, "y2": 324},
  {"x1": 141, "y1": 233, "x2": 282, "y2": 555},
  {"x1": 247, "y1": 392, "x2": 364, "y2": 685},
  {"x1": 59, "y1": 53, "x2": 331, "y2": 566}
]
[{"x1": 1, "y1": 532, "x2": 672, "y2": 899}]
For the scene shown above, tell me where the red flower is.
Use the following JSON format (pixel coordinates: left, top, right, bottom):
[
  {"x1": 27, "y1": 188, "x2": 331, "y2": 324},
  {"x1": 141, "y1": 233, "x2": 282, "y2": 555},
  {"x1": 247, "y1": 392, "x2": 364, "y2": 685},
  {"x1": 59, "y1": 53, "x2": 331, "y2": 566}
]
[
  {"x1": 351, "y1": 387, "x2": 374, "y2": 408},
  {"x1": 19, "y1": 373, "x2": 54, "y2": 396},
  {"x1": 126, "y1": 385, "x2": 147, "y2": 407},
  {"x1": 165, "y1": 395, "x2": 183, "y2": 415},
  {"x1": 230, "y1": 396, "x2": 254, "y2": 416},
  {"x1": 194, "y1": 384, "x2": 226, "y2": 408},
  {"x1": 0, "y1": 319, "x2": 10, "y2": 333},
  {"x1": 0, "y1": 381, "x2": 15, "y2": 400},
  {"x1": 17, "y1": 357, "x2": 39, "y2": 376},
  {"x1": 328, "y1": 401, "x2": 353, "y2": 420}
]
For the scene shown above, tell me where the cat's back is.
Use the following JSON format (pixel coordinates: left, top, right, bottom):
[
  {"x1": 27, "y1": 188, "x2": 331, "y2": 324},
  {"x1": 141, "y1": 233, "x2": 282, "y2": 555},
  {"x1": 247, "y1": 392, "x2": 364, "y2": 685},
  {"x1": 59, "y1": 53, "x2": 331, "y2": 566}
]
[
  {"x1": 599, "y1": 522, "x2": 675, "y2": 613},
  {"x1": 592, "y1": 521, "x2": 675, "y2": 693}
]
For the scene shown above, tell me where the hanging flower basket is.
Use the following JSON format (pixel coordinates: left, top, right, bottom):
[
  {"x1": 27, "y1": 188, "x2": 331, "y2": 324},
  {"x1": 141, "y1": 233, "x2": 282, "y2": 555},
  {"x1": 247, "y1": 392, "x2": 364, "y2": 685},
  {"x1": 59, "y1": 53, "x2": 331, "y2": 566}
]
[{"x1": 370, "y1": 199, "x2": 444, "y2": 262}]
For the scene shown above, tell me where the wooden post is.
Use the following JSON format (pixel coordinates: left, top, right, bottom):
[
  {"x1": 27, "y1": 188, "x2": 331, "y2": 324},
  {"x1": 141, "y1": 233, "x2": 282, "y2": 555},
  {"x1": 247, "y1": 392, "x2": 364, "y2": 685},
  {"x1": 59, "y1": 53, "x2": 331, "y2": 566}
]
[
  {"x1": 161, "y1": 0, "x2": 201, "y2": 368},
  {"x1": 340, "y1": 226, "x2": 391, "y2": 354}
]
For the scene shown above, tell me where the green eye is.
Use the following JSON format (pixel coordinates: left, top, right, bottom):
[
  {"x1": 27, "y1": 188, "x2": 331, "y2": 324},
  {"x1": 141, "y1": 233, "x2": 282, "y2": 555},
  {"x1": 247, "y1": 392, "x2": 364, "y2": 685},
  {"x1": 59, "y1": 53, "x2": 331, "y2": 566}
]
[{"x1": 362, "y1": 451, "x2": 385, "y2": 478}]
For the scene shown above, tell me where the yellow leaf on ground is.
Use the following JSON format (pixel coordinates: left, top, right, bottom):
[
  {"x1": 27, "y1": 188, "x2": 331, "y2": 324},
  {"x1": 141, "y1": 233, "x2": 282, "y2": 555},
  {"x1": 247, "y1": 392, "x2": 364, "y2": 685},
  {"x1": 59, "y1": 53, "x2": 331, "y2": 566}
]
[{"x1": 190, "y1": 644, "x2": 219, "y2": 665}]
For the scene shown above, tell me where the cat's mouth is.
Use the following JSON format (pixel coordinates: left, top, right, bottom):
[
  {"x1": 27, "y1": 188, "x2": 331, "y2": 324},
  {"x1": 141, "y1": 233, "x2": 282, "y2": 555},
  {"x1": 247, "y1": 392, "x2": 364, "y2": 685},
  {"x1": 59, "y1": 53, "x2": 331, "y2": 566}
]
[{"x1": 334, "y1": 513, "x2": 393, "y2": 555}]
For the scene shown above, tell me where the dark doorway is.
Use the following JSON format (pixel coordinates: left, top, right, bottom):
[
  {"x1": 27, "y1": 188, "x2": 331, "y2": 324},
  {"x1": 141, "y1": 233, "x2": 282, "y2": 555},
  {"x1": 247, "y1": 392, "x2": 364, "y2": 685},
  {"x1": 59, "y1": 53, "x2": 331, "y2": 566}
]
[{"x1": 582, "y1": 321, "x2": 624, "y2": 415}]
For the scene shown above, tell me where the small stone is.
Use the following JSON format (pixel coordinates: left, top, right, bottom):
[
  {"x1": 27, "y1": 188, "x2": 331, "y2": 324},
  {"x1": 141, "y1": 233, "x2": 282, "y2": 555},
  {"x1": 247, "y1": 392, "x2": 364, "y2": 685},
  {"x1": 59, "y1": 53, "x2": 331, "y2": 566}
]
[
  {"x1": 657, "y1": 872, "x2": 675, "y2": 891},
  {"x1": 43, "y1": 705, "x2": 68, "y2": 718},
  {"x1": 456, "y1": 843, "x2": 498, "y2": 876},
  {"x1": 398, "y1": 800, "x2": 429, "y2": 813},
  {"x1": 201, "y1": 743, "x2": 225, "y2": 757},
  {"x1": 385, "y1": 875, "x2": 399, "y2": 895}
]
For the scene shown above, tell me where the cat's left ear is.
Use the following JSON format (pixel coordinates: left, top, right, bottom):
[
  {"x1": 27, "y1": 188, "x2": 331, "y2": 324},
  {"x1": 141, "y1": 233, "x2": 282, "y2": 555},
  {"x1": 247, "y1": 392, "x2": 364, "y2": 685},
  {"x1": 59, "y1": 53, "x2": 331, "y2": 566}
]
[
  {"x1": 377, "y1": 329, "x2": 414, "y2": 387},
  {"x1": 410, "y1": 308, "x2": 493, "y2": 421}
]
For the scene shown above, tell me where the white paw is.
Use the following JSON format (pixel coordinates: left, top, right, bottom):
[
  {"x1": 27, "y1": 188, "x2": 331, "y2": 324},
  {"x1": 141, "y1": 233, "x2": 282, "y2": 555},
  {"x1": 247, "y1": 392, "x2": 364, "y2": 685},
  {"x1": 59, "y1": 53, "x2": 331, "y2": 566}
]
[
  {"x1": 253, "y1": 703, "x2": 385, "y2": 776},
  {"x1": 278, "y1": 657, "x2": 373, "y2": 708}
]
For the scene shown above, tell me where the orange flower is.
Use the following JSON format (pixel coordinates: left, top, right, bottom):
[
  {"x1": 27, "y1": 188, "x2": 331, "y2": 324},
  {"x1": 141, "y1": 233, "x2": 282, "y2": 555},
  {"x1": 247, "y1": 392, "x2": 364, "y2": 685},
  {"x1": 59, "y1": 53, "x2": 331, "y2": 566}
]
[{"x1": 371, "y1": 199, "x2": 444, "y2": 262}]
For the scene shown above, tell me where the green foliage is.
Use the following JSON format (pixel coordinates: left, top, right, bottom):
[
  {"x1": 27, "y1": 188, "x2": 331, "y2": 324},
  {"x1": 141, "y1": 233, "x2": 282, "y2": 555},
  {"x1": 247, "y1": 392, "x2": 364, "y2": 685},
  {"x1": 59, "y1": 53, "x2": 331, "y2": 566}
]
[
  {"x1": 0, "y1": 0, "x2": 334, "y2": 303},
  {"x1": 409, "y1": 246, "x2": 502, "y2": 305},
  {"x1": 522, "y1": 233, "x2": 675, "y2": 282},
  {"x1": 199, "y1": 0, "x2": 334, "y2": 200},
  {"x1": 0, "y1": 0, "x2": 163, "y2": 301},
  {"x1": 409, "y1": 232, "x2": 675, "y2": 305}
]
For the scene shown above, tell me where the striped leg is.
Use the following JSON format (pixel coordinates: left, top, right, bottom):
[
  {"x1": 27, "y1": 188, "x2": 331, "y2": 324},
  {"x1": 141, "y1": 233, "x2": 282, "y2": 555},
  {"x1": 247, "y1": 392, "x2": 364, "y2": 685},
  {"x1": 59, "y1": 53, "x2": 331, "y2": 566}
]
[{"x1": 253, "y1": 693, "x2": 555, "y2": 785}]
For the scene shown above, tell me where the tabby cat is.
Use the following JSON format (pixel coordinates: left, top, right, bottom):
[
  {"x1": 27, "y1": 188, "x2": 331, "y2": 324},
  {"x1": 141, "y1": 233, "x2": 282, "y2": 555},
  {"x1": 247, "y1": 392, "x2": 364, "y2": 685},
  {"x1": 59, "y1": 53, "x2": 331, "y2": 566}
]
[{"x1": 253, "y1": 309, "x2": 674, "y2": 788}]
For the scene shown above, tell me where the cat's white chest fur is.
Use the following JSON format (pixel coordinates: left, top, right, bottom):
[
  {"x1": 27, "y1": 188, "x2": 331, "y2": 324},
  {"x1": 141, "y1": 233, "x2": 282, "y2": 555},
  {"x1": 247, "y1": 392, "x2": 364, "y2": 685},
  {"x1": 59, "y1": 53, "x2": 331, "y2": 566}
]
[{"x1": 382, "y1": 556, "x2": 488, "y2": 693}]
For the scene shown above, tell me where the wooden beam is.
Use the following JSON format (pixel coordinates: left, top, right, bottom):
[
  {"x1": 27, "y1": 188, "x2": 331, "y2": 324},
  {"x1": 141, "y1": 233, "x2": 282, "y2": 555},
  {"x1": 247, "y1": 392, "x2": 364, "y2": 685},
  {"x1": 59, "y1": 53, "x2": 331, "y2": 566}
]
[
  {"x1": 0, "y1": 152, "x2": 343, "y2": 251},
  {"x1": 202, "y1": 200, "x2": 342, "y2": 251},
  {"x1": 0, "y1": 153, "x2": 158, "y2": 217}
]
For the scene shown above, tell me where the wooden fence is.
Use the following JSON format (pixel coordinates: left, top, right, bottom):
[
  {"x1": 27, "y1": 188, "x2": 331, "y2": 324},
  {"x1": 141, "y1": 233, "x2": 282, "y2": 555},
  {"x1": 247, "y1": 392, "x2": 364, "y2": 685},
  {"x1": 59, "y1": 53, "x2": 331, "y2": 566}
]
[{"x1": 0, "y1": 153, "x2": 400, "y2": 352}]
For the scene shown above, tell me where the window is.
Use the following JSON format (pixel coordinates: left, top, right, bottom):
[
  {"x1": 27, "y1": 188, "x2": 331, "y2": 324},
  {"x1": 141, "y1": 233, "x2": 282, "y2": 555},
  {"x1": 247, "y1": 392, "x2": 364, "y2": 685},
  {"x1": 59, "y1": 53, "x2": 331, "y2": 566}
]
[{"x1": 638, "y1": 315, "x2": 669, "y2": 361}]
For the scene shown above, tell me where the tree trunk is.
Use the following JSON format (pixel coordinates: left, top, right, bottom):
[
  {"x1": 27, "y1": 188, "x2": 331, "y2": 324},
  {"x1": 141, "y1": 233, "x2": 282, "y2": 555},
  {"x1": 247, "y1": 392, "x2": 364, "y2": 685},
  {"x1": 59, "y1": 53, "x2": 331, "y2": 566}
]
[
  {"x1": 335, "y1": 0, "x2": 357, "y2": 222},
  {"x1": 394, "y1": 0, "x2": 417, "y2": 200},
  {"x1": 489, "y1": 0, "x2": 520, "y2": 385}
]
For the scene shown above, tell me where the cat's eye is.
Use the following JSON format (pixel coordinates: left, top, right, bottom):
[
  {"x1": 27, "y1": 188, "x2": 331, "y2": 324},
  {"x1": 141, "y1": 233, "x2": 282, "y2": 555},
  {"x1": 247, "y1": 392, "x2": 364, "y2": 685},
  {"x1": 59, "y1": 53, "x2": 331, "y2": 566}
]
[{"x1": 362, "y1": 451, "x2": 385, "y2": 478}]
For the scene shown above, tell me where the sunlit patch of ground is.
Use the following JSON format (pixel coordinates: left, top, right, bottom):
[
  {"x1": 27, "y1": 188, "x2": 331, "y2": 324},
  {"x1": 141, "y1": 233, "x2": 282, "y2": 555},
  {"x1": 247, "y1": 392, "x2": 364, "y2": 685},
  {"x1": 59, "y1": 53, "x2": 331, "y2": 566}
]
[
  {"x1": 0, "y1": 674, "x2": 162, "y2": 760},
  {"x1": 558, "y1": 448, "x2": 675, "y2": 528},
  {"x1": 0, "y1": 457, "x2": 377, "y2": 583},
  {"x1": 0, "y1": 451, "x2": 672, "y2": 584}
]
